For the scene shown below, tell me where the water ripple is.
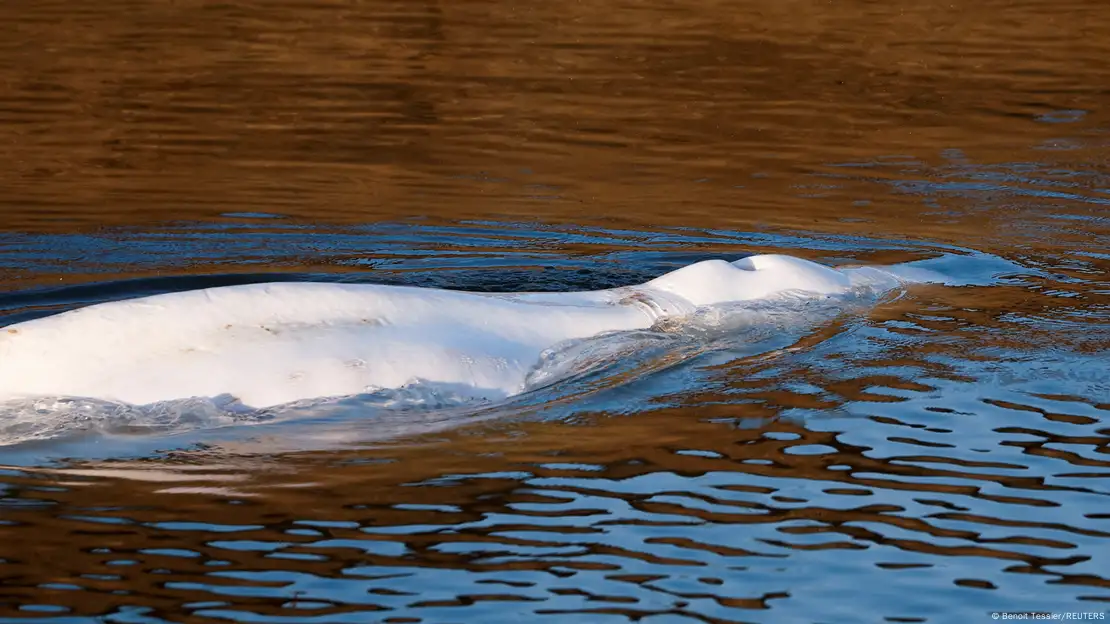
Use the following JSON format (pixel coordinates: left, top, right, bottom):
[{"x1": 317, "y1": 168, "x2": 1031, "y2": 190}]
[{"x1": 2, "y1": 0, "x2": 1110, "y2": 619}]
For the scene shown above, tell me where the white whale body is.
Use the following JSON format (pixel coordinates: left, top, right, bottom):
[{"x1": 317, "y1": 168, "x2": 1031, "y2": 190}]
[{"x1": 0, "y1": 255, "x2": 934, "y2": 409}]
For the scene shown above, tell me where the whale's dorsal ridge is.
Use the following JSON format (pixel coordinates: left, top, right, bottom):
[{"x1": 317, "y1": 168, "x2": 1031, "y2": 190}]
[{"x1": 643, "y1": 254, "x2": 853, "y2": 307}]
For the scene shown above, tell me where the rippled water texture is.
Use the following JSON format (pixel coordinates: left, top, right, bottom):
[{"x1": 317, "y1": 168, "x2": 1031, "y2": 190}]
[{"x1": 1, "y1": 0, "x2": 1108, "y2": 621}]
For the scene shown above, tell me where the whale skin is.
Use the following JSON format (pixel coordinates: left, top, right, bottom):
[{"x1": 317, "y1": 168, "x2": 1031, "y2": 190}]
[{"x1": 0, "y1": 254, "x2": 929, "y2": 408}]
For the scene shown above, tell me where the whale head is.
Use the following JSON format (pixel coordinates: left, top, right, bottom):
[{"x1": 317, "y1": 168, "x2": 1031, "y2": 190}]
[{"x1": 643, "y1": 254, "x2": 890, "y2": 307}]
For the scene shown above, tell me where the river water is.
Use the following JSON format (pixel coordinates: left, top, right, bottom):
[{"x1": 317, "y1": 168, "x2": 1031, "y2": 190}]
[{"x1": 0, "y1": 0, "x2": 1108, "y2": 622}]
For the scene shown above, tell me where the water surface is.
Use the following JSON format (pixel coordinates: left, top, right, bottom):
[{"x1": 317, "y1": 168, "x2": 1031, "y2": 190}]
[{"x1": 1, "y1": 0, "x2": 1108, "y2": 621}]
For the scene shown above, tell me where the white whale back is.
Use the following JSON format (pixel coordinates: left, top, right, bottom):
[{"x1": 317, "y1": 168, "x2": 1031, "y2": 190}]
[
  {"x1": 645, "y1": 255, "x2": 854, "y2": 306},
  {"x1": 0, "y1": 254, "x2": 932, "y2": 409}
]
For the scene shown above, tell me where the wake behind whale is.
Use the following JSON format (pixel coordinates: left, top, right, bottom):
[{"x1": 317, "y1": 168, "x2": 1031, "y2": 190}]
[{"x1": 0, "y1": 254, "x2": 943, "y2": 450}]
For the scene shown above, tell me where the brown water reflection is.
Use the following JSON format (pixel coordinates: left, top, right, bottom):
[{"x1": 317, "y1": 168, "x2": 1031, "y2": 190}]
[
  {"x1": 1, "y1": 0, "x2": 1109, "y2": 621},
  {"x1": 2, "y1": 0, "x2": 1109, "y2": 239}
]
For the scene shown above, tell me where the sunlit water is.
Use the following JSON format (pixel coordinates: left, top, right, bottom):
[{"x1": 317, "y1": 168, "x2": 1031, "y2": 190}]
[{"x1": 1, "y1": 0, "x2": 1109, "y2": 622}]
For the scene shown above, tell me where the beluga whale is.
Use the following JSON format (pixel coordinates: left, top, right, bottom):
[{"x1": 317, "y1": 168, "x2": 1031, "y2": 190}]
[{"x1": 0, "y1": 254, "x2": 936, "y2": 410}]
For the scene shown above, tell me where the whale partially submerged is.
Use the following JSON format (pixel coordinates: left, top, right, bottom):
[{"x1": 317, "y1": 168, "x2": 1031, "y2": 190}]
[{"x1": 0, "y1": 255, "x2": 936, "y2": 409}]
